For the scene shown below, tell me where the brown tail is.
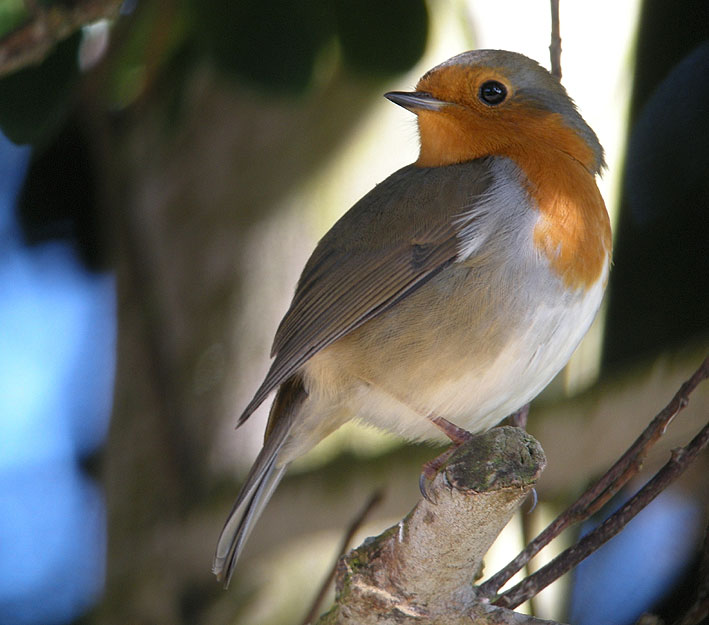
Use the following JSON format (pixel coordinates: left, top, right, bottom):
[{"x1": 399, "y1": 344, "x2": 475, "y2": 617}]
[{"x1": 212, "y1": 375, "x2": 306, "y2": 588}]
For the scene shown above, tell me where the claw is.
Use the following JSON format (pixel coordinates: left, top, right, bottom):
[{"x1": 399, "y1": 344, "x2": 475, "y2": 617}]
[
  {"x1": 419, "y1": 470, "x2": 437, "y2": 503},
  {"x1": 419, "y1": 445, "x2": 459, "y2": 503},
  {"x1": 526, "y1": 487, "x2": 538, "y2": 513},
  {"x1": 419, "y1": 416, "x2": 475, "y2": 503}
]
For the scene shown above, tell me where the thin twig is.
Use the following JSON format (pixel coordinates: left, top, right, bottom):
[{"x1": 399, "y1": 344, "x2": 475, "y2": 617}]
[
  {"x1": 495, "y1": 420, "x2": 709, "y2": 608},
  {"x1": 300, "y1": 489, "x2": 384, "y2": 625},
  {"x1": 549, "y1": 0, "x2": 562, "y2": 79},
  {"x1": 479, "y1": 355, "x2": 709, "y2": 598}
]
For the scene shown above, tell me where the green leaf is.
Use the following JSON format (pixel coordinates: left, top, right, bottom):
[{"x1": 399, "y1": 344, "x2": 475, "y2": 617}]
[{"x1": 0, "y1": 0, "x2": 29, "y2": 40}]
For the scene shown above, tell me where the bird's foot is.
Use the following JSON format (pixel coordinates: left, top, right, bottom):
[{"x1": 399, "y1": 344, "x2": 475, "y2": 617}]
[{"x1": 419, "y1": 416, "x2": 474, "y2": 502}]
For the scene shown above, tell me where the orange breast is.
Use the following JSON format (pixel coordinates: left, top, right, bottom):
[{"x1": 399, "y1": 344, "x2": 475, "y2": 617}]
[
  {"x1": 519, "y1": 148, "x2": 611, "y2": 290},
  {"x1": 415, "y1": 106, "x2": 611, "y2": 291}
]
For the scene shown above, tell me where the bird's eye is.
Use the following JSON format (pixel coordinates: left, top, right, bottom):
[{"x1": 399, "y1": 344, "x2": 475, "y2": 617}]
[{"x1": 478, "y1": 80, "x2": 507, "y2": 106}]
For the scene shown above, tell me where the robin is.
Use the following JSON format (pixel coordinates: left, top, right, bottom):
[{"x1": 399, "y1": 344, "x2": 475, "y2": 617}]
[{"x1": 213, "y1": 49, "x2": 612, "y2": 586}]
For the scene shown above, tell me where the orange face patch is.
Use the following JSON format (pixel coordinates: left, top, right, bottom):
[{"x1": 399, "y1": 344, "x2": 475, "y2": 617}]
[{"x1": 414, "y1": 65, "x2": 517, "y2": 168}]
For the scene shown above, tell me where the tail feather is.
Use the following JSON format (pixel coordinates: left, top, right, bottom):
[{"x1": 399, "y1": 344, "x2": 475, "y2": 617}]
[
  {"x1": 213, "y1": 375, "x2": 306, "y2": 587},
  {"x1": 212, "y1": 453, "x2": 288, "y2": 587}
]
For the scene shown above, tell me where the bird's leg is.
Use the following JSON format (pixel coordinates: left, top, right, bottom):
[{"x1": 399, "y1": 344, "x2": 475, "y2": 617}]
[
  {"x1": 430, "y1": 415, "x2": 474, "y2": 444},
  {"x1": 505, "y1": 403, "x2": 530, "y2": 429},
  {"x1": 419, "y1": 416, "x2": 474, "y2": 502}
]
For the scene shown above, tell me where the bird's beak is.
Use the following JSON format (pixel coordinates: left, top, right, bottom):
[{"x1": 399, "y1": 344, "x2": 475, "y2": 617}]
[{"x1": 384, "y1": 91, "x2": 448, "y2": 112}]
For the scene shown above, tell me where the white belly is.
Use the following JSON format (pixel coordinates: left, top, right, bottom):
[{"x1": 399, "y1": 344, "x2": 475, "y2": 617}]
[
  {"x1": 283, "y1": 260, "x2": 608, "y2": 463},
  {"x1": 345, "y1": 264, "x2": 607, "y2": 442}
]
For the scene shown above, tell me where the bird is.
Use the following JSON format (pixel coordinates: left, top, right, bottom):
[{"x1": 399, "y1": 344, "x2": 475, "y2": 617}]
[{"x1": 213, "y1": 49, "x2": 612, "y2": 586}]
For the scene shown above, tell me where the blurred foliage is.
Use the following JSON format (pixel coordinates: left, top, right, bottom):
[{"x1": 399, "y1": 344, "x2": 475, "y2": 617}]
[
  {"x1": 334, "y1": 0, "x2": 428, "y2": 76},
  {"x1": 603, "y1": 0, "x2": 709, "y2": 366},
  {"x1": 0, "y1": 0, "x2": 29, "y2": 40},
  {"x1": 0, "y1": 32, "x2": 80, "y2": 147},
  {"x1": 0, "y1": 0, "x2": 428, "y2": 275},
  {"x1": 102, "y1": 0, "x2": 189, "y2": 111},
  {"x1": 0, "y1": 0, "x2": 428, "y2": 141},
  {"x1": 186, "y1": 0, "x2": 428, "y2": 93},
  {"x1": 18, "y1": 120, "x2": 103, "y2": 270},
  {"x1": 187, "y1": 0, "x2": 335, "y2": 93}
]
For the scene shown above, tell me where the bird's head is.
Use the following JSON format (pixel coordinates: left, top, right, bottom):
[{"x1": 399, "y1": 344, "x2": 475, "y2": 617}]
[{"x1": 386, "y1": 50, "x2": 604, "y2": 174}]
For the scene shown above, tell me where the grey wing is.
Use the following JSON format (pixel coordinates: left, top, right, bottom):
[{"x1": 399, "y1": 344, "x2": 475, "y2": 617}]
[{"x1": 237, "y1": 161, "x2": 493, "y2": 426}]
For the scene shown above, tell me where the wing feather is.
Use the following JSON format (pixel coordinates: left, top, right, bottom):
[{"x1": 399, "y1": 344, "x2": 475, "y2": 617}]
[{"x1": 238, "y1": 161, "x2": 493, "y2": 426}]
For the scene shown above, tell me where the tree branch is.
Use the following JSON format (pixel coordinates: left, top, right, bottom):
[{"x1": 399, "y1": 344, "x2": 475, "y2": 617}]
[
  {"x1": 495, "y1": 420, "x2": 709, "y2": 609},
  {"x1": 479, "y1": 355, "x2": 709, "y2": 599},
  {"x1": 295, "y1": 357, "x2": 709, "y2": 623},
  {"x1": 316, "y1": 427, "x2": 549, "y2": 624}
]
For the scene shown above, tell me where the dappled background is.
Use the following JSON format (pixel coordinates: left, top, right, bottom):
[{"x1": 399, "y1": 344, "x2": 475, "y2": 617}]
[{"x1": 0, "y1": 1, "x2": 707, "y2": 624}]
